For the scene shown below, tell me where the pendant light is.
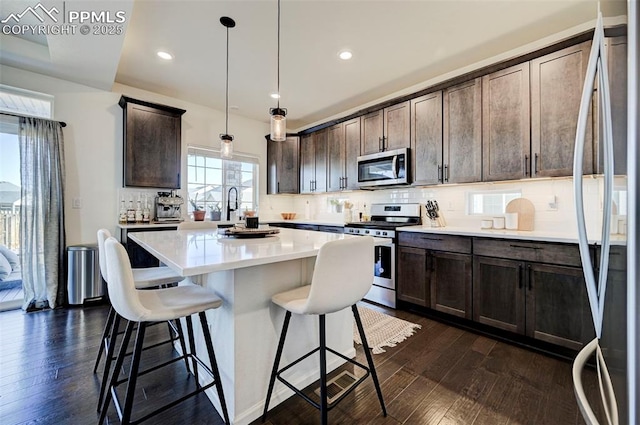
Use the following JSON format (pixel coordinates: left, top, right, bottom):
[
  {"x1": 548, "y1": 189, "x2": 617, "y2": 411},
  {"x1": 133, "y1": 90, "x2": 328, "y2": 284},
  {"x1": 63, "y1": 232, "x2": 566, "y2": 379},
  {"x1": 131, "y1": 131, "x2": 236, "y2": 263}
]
[
  {"x1": 269, "y1": 0, "x2": 287, "y2": 141},
  {"x1": 220, "y1": 16, "x2": 235, "y2": 158}
]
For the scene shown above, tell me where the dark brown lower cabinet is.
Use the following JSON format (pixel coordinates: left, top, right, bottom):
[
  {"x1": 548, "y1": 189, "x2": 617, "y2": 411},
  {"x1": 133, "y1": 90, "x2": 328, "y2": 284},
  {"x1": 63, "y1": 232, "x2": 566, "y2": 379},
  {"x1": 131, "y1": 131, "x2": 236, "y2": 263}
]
[
  {"x1": 397, "y1": 245, "x2": 471, "y2": 318},
  {"x1": 397, "y1": 246, "x2": 429, "y2": 307},
  {"x1": 472, "y1": 256, "x2": 525, "y2": 334},
  {"x1": 430, "y1": 251, "x2": 472, "y2": 318},
  {"x1": 473, "y1": 256, "x2": 594, "y2": 350}
]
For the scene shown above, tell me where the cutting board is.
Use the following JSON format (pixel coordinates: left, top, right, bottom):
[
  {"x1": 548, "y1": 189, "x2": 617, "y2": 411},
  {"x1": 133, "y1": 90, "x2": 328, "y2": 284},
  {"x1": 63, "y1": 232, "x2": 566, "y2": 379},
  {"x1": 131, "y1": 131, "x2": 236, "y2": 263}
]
[{"x1": 505, "y1": 198, "x2": 535, "y2": 231}]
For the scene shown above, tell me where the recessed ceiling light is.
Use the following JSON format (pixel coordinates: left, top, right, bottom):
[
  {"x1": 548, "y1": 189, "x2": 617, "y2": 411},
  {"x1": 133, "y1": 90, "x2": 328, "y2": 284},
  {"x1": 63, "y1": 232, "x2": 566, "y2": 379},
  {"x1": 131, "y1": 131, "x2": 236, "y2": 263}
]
[
  {"x1": 157, "y1": 51, "x2": 173, "y2": 60},
  {"x1": 338, "y1": 50, "x2": 353, "y2": 60},
  {"x1": 270, "y1": 93, "x2": 280, "y2": 99}
]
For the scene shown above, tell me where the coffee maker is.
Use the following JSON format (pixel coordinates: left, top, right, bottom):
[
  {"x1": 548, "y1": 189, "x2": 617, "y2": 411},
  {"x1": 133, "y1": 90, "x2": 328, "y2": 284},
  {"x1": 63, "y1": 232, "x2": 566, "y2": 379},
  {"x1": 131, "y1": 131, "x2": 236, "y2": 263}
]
[{"x1": 155, "y1": 191, "x2": 184, "y2": 222}]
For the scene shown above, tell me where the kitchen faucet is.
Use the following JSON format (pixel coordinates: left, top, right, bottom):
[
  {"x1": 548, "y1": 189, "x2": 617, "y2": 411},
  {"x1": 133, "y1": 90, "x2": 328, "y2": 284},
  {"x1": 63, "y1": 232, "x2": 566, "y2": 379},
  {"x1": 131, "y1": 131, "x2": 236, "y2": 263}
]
[{"x1": 226, "y1": 187, "x2": 238, "y2": 221}]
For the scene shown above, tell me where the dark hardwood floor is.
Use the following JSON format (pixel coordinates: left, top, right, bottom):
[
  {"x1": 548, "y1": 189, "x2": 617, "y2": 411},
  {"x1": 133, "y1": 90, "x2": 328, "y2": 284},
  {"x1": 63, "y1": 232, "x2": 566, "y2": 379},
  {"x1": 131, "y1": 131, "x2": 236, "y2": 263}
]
[{"x1": 0, "y1": 302, "x2": 595, "y2": 425}]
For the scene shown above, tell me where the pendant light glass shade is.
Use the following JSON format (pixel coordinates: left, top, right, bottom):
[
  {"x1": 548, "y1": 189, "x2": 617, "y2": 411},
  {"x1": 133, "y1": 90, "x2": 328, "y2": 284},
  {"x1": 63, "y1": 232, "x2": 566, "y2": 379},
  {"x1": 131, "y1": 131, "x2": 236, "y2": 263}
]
[
  {"x1": 220, "y1": 16, "x2": 235, "y2": 158},
  {"x1": 270, "y1": 107, "x2": 287, "y2": 141},
  {"x1": 220, "y1": 134, "x2": 233, "y2": 158},
  {"x1": 269, "y1": 0, "x2": 287, "y2": 142}
]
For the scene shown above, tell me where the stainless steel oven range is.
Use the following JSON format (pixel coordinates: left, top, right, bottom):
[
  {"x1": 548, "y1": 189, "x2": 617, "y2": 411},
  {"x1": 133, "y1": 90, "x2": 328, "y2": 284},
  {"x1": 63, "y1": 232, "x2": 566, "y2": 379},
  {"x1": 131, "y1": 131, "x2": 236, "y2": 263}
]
[{"x1": 344, "y1": 203, "x2": 421, "y2": 308}]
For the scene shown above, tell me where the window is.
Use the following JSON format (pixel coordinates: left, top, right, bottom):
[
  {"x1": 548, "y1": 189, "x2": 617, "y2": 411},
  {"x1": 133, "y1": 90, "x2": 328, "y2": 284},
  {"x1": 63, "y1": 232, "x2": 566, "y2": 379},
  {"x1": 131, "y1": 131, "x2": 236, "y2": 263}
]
[
  {"x1": 467, "y1": 190, "x2": 521, "y2": 215},
  {"x1": 0, "y1": 86, "x2": 52, "y2": 251},
  {"x1": 0, "y1": 84, "x2": 53, "y2": 119},
  {"x1": 187, "y1": 147, "x2": 258, "y2": 216}
]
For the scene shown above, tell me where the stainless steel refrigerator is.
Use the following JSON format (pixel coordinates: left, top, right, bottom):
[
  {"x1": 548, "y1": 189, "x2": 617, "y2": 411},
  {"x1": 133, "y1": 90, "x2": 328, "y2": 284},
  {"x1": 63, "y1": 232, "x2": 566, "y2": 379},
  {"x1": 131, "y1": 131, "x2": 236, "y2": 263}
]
[{"x1": 572, "y1": 2, "x2": 638, "y2": 424}]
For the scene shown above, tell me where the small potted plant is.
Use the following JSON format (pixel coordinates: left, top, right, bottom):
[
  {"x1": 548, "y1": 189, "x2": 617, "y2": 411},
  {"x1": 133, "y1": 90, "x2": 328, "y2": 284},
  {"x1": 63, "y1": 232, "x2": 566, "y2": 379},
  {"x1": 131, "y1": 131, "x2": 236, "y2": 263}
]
[
  {"x1": 209, "y1": 202, "x2": 222, "y2": 221},
  {"x1": 190, "y1": 196, "x2": 206, "y2": 221}
]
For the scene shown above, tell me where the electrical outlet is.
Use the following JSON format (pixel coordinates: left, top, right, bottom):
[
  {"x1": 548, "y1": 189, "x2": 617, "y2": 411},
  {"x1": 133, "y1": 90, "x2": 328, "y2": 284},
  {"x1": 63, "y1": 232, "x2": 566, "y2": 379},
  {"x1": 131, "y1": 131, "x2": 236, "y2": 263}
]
[
  {"x1": 72, "y1": 197, "x2": 83, "y2": 209},
  {"x1": 547, "y1": 195, "x2": 558, "y2": 210}
]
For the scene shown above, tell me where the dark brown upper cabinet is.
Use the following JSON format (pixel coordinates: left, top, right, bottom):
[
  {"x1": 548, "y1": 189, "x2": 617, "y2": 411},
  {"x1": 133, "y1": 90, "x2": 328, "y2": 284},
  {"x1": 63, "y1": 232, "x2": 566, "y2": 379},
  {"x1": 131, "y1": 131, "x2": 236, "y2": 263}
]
[
  {"x1": 361, "y1": 101, "x2": 410, "y2": 155},
  {"x1": 300, "y1": 130, "x2": 327, "y2": 194},
  {"x1": 531, "y1": 41, "x2": 593, "y2": 177},
  {"x1": 443, "y1": 78, "x2": 482, "y2": 184},
  {"x1": 119, "y1": 96, "x2": 186, "y2": 189},
  {"x1": 596, "y1": 36, "x2": 627, "y2": 175},
  {"x1": 267, "y1": 135, "x2": 299, "y2": 194},
  {"x1": 411, "y1": 91, "x2": 443, "y2": 185},
  {"x1": 482, "y1": 63, "x2": 531, "y2": 181},
  {"x1": 343, "y1": 118, "x2": 361, "y2": 190},
  {"x1": 326, "y1": 123, "x2": 345, "y2": 192}
]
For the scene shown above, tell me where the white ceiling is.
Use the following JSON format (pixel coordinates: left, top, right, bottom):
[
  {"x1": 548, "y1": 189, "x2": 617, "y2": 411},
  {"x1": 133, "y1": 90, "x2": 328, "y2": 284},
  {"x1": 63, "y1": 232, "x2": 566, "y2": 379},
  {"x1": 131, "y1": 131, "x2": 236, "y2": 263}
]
[{"x1": 0, "y1": 0, "x2": 627, "y2": 130}]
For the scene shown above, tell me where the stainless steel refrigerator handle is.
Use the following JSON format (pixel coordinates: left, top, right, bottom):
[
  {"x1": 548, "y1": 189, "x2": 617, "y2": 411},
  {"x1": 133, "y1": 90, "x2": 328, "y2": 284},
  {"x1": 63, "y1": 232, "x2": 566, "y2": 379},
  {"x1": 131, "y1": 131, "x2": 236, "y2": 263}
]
[
  {"x1": 573, "y1": 338, "x2": 619, "y2": 425},
  {"x1": 573, "y1": 11, "x2": 605, "y2": 338}
]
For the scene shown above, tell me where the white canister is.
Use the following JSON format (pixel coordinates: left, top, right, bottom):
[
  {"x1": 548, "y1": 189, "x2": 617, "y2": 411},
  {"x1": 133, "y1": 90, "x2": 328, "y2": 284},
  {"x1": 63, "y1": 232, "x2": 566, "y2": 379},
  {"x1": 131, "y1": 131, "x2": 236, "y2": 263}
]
[
  {"x1": 480, "y1": 219, "x2": 493, "y2": 229},
  {"x1": 492, "y1": 216, "x2": 505, "y2": 230},
  {"x1": 505, "y1": 213, "x2": 519, "y2": 230}
]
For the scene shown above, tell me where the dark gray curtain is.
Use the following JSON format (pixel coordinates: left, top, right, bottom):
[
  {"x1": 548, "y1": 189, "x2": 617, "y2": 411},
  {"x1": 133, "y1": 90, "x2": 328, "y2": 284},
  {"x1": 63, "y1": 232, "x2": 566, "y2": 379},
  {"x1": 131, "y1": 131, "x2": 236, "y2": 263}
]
[{"x1": 19, "y1": 117, "x2": 65, "y2": 310}]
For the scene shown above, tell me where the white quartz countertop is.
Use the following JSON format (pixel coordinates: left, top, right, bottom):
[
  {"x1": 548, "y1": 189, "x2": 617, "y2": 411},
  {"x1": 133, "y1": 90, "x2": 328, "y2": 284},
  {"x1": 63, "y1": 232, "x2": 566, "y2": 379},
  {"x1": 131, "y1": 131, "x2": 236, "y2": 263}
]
[
  {"x1": 398, "y1": 225, "x2": 627, "y2": 245},
  {"x1": 128, "y1": 227, "x2": 382, "y2": 276},
  {"x1": 117, "y1": 220, "x2": 239, "y2": 230},
  {"x1": 265, "y1": 219, "x2": 346, "y2": 226}
]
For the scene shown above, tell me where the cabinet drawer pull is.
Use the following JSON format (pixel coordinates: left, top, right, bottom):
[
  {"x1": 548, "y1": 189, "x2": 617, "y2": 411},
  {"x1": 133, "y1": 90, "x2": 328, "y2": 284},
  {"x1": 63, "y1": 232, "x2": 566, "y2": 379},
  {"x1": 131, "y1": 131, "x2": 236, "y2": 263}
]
[
  {"x1": 444, "y1": 165, "x2": 449, "y2": 182},
  {"x1": 524, "y1": 155, "x2": 529, "y2": 177},
  {"x1": 420, "y1": 236, "x2": 443, "y2": 241},
  {"x1": 527, "y1": 264, "x2": 532, "y2": 290},
  {"x1": 438, "y1": 165, "x2": 442, "y2": 183},
  {"x1": 509, "y1": 244, "x2": 542, "y2": 250},
  {"x1": 534, "y1": 153, "x2": 539, "y2": 174},
  {"x1": 378, "y1": 137, "x2": 383, "y2": 152}
]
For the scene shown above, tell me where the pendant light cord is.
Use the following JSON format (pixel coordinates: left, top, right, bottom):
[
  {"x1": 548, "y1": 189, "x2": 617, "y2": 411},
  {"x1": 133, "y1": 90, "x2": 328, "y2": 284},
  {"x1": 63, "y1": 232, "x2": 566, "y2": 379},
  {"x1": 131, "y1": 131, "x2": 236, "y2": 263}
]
[
  {"x1": 277, "y1": 0, "x2": 281, "y2": 110},
  {"x1": 225, "y1": 24, "x2": 230, "y2": 134}
]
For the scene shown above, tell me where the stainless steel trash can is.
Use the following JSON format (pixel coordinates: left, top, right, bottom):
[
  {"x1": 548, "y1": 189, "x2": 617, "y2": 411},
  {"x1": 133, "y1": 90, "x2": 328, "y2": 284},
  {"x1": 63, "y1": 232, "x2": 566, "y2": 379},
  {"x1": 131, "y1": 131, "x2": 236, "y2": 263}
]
[{"x1": 67, "y1": 244, "x2": 103, "y2": 305}]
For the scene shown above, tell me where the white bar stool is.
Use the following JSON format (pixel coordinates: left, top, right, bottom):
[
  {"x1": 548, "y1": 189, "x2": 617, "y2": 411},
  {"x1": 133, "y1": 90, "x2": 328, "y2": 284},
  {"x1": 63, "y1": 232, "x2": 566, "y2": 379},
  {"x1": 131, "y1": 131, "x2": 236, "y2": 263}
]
[
  {"x1": 98, "y1": 237, "x2": 229, "y2": 424},
  {"x1": 262, "y1": 236, "x2": 386, "y2": 424},
  {"x1": 94, "y1": 229, "x2": 188, "y2": 408}
]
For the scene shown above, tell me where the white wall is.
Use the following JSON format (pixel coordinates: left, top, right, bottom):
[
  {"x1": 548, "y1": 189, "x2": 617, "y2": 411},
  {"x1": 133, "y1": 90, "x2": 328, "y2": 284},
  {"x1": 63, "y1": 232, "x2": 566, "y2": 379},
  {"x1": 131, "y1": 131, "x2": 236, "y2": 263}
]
[{"x1": 0, "y1": 64, "x2": 270, "y2": 245}]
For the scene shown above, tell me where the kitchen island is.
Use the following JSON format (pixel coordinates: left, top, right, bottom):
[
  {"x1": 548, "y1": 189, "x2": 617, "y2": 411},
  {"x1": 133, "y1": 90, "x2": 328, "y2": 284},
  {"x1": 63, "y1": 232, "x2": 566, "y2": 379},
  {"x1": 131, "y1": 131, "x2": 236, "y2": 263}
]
[{"x1": 128, "y1": 227, "x2": 366, "y2": 425}]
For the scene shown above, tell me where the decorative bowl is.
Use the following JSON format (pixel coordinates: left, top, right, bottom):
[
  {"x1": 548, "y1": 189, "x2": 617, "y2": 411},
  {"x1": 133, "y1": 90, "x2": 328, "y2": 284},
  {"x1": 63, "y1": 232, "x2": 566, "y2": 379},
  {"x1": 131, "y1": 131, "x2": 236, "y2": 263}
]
[{"x1": 281, "y1": 212, "x2": 296, "y2": 220}]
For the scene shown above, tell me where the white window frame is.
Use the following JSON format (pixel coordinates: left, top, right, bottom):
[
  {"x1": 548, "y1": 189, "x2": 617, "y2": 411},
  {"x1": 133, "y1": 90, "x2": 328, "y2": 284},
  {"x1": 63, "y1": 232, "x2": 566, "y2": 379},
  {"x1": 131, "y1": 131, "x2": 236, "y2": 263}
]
[
  {"x1": 466, "y1": 190, "x2": 522, "y2": 215},
  {"x1": 186, "y1": 146, "x2": 259, "y2": 216}
]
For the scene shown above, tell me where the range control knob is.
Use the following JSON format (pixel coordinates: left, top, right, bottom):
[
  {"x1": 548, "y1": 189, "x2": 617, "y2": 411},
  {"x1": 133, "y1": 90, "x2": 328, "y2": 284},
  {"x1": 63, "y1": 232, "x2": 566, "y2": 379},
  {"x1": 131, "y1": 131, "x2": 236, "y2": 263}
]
[
  {"x1": 382, "y1": 231, "x2": 388, "y2": 236},
  {"x1": 375, "y1": 231, "x2": 381, "y2": 236},
  {"x1": 364, "y1": 230, "x2": 370, "y2": 234}
]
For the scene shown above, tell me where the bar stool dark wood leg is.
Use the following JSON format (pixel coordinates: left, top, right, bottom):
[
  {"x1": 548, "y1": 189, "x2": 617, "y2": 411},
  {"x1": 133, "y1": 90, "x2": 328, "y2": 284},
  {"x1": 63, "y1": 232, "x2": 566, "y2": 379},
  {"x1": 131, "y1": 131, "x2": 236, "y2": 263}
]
[
  {"x1": 94, "y1": 307, "x2": 116, "y2": 373},
  {"x1": 98, "y1": 320, "x2": 135, "y2": 424},
  {"x1": 97, "y1": 313, "x2": 121, "y2": 411},
  {"x1": 120, "y1": 322, "x2": 147, "y2": 425},
  {"x1": 319, "y1": 314, "x2": 328, "y2": 425},
  {"x1": 262, "y1": 311, "x2": 292, "y2": 422},
  {"x1": 352, "y1": 304, "x2": 387, "y2": 416},
  {"x1": 186, "y1": 315, "x2": 199, "y2": 386},
  {"x1": 198, "y1": 311, "x2": 230, "y2": 425}
]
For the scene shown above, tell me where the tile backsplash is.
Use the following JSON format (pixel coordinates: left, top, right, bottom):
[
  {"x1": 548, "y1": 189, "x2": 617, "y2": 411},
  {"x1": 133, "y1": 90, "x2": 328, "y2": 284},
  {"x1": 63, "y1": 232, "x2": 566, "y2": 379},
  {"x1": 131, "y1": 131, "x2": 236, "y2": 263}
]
[{"x1": 261, "y1": 175, "x2": 624, "y2": 237}]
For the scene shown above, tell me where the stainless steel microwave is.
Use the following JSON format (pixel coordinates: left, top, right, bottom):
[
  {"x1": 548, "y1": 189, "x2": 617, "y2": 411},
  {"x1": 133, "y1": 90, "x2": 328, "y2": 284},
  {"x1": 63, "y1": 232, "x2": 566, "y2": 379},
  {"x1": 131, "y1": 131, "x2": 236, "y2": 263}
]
[{"x1": 357, "y1": 148, "x2": 409, "y2": 188}]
